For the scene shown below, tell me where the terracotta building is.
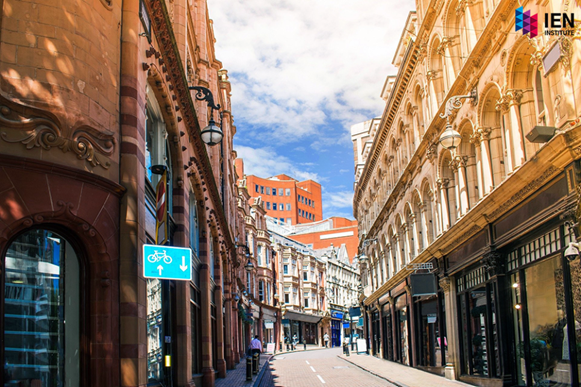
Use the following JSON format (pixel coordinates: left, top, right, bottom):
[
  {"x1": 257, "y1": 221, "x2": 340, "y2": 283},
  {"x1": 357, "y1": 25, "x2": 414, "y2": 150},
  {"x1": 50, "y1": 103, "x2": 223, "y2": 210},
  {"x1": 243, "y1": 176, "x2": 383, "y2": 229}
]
[
  {"x1": 235, "y1": 159, "x2": 322, "y2": 225},
  {"x1": 268, "y1": 216, "x2": 360, "y2": 263},
  {"x1": 353, "y1": 4, "x2": 581, "y2": 387},
  {"x1": 0, "y1": 1, "x2": 250, "y2": 386}
]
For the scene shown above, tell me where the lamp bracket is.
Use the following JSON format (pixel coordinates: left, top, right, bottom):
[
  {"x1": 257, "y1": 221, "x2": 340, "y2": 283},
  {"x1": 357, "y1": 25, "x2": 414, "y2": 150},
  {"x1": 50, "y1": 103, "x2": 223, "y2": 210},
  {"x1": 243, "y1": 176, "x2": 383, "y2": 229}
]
[
  {"x1": 439, "y1": 89, "x2": 478, "y2": 122},
  {"x1": 189, "y1": 86, "x2": 221, "y2": 111}
]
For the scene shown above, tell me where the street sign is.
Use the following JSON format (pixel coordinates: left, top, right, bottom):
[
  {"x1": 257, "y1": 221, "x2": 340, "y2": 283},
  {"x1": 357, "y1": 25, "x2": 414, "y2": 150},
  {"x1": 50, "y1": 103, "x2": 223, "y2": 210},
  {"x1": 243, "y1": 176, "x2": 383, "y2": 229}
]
[{"x1": 143, "y1": 244, "x2": 192, "y2": 281}]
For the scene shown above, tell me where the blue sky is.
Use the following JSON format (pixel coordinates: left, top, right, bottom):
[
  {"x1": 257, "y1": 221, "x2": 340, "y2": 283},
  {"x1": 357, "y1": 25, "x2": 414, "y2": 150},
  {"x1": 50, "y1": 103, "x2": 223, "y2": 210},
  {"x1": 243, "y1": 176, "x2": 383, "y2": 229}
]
[{"x1": 210, "y1": 0, "x2": 416, "y2": 219}]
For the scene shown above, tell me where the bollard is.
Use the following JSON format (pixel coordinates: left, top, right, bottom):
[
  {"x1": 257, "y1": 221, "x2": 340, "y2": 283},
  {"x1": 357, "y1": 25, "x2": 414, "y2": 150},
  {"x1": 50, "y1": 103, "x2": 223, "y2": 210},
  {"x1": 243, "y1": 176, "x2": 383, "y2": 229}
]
[
  {"x1": 303, "y1": 342, "x2": 306, "y2": 351},
  {"x1": 246, "y1": 356, "x2": 252, "y2": 380},
  {"x1": 252, "y1": 352, "x2": 259, "y2": 374},
  {"x1": 345, "y1": 344, "x2": 350, "y2": 356}
]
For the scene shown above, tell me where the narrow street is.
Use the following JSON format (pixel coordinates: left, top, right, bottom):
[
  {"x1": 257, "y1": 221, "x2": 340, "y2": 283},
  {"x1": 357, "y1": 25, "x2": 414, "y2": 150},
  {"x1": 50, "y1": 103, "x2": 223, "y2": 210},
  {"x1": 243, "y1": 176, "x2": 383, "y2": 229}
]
[{"x1": 258, "y1": 348, "x2": 394, "y2": 387}]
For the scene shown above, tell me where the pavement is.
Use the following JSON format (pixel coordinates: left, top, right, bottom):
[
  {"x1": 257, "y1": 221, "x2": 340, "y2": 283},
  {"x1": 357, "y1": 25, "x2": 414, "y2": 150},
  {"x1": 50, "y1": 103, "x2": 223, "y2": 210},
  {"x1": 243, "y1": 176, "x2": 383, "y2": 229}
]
[
  {"x1": 215, "y1": 344, "x2": 326, "y2": 387},
  {"x1": 338, "y1": 352, "x2": 474, "y2": 387}
]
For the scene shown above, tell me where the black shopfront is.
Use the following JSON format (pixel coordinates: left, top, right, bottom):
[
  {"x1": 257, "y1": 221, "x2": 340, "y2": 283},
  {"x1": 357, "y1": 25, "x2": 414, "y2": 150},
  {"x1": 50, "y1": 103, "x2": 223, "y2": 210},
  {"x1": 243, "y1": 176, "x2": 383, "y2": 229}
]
[{"x1": 444, "y1": 170, "x2": 580, "y2": 387}]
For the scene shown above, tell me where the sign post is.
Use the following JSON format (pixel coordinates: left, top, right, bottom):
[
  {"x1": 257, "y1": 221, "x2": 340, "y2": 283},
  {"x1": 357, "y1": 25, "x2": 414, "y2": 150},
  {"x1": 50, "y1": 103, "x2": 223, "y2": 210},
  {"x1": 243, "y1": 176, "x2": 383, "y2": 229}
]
[{"x1": 143, "y1": 244, "x2": 192, "y2": 281}]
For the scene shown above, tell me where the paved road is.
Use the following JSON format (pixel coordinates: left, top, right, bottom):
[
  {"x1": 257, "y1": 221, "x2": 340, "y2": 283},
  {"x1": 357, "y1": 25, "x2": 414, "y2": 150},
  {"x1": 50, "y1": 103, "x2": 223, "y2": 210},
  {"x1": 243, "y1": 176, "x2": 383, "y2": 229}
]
[{"x1": 258, "y1": 347, "x2": 395, "y2": 387}]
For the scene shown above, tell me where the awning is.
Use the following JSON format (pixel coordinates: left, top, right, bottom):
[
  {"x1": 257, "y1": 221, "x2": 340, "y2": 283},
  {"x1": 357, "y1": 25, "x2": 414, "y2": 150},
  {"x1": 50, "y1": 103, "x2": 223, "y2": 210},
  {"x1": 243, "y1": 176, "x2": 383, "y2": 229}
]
[{"x1": 284, "y1": 311, "x2": 322, "y2": 324}]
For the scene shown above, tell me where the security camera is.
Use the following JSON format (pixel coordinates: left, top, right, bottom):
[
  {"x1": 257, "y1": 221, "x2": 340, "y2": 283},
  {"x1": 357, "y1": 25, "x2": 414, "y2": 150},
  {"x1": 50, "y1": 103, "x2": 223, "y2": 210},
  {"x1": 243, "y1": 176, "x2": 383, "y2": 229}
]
[{"x1": 564, "y1": 242, "x2": 580, "y2": 261}]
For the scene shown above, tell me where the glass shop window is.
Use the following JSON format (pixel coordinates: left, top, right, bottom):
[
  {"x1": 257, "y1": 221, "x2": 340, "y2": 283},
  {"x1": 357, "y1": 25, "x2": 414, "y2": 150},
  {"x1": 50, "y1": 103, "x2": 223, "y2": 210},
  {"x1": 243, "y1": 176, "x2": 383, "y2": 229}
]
[{"x1": 3, "y1": 229, "x2": 80, "y2": 387}]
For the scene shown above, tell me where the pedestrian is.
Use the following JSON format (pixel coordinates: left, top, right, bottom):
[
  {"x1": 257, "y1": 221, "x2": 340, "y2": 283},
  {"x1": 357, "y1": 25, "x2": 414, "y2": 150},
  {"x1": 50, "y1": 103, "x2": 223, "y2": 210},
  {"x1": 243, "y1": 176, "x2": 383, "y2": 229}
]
[
  {"x1": 250, "y1": 335, "x2": 262, "y2": 357},
  {"x1": 292, "y1": 334, "x2": 298, "y2": 350},
  {"x1": 343, "y1": 336, "x2": 350, "y2": 356},
  {"x1": 323, "y1": 332, "x2": 330, "y2": 348}
]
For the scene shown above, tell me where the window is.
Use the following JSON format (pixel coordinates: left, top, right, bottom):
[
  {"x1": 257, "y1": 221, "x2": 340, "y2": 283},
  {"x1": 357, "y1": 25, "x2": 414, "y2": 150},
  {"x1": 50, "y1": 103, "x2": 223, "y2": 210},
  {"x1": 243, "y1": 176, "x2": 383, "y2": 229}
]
[
  {"x1": 261, "y1": 186, "x2": 264, "y2": 194},
  {"x1": 259, "y1": 281, "x2": 264, "y2": 302},
  {"x1": 284, "y1": 265, "x2": 288, "y2": 274},
  {"x1": 4, "y1": 230, "x2": 81, "y2": 386},
  {"x1": 313, "y1": 215, "x2": 315, "y2": 221},
  {"x1": 145, "y1": 86, "x2": 172, "y2": 224},
  {"x1": 285, "y1": 293, "x2": 290, "y2": 304},
  {"x1": 287, "y1": 218, "x2": 291, "y2": 224},
  {"x1": 303, "y1": 272, "x2": 308, "y2": 281},
  {"x1": 190, "y1": 286, "x2": 202, "y2": 374},
  {"x1": 298, "y1": 195, "x2": 302, "y2": 202},
  {"x1": 280, "y1": 218, "x2": 284, "y2": 223},
  {"x1": 189, "y1": 193, "x2": 200, "y2": 256},
  {"x1": 272, "y1": 188, "x2": 277, "y2": 196},
  {"x1": 266, "y1": 247, "x2": 270, "y2": 265},
  {"x1": 308, "y1": 199, "x2": 311, "y2": 206},
  {"x1": 285, "y1": 188, "x2": 290, "y2": 196},
  {"x1": 255, "y1": 184, "x2": 259, "y2": 193},
  {"x1": 209, "y1": 234, "x2": 214, "y2": 279},
  {"x1": 257, "y1": 245, "x2": 263, "y2": 266},
  {"x1": 534, "y1": 69, "x2": 546, "y2": 125},
  {"x1": 286, "y1": 203, "x2": 291, "y2": 211},
  {"x1": 266, "y1": 202, "x2": 271, "y2": 210},
  {"x1": 247, "y1": 272, "x2": 251, "y2": 292},
  {"x1": 267, "y1": 282, "x2": 271, "y2": 304},
  {"x1": 304, "y1": 298, "x2": 309, "y2": 308},
  {"x1": 279, "y1": 188, "x2": 283, "y2": 195},
  {"x1": 273, "y1": 203, "x2": 277, "y2": 210}
]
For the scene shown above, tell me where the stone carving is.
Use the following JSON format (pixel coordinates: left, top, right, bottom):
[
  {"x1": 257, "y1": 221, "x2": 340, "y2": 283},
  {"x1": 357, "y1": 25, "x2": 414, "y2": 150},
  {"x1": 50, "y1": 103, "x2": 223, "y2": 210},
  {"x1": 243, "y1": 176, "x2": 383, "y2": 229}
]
[
  {"x1": 439, "y1": 277, "x2": 451, "y2": 293},
  {"x1": 426, "y1": 70, "x2": 439, "y2": 81},
  {"x1": 496, "y1": 89, "x2": 523, "y2": 112},
  {"x1": 426, "y1": 142, "x2": 438, "y2": 161},
  {"x1": 481, "y1": 250, "x2": 504, "y2": 277},
  {"x1": 436, "y1": 36, "x2": 457, "y2": 56},
  {"x1": 0, "y1": 101, "x2": 116, "y2": 170},
  {"x1": 529, "y1": 37, "x2": 545, "y2": 69},
  {"x1": 560, "y1": 37, "x2": 573, "y2": 70}
]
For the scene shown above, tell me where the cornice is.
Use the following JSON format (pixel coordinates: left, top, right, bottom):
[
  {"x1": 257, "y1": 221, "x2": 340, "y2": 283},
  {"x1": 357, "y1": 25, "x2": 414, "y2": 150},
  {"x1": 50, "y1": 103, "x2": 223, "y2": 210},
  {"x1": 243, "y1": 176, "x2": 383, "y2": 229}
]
[{"x1": 144, "y1": 0, "x2": 234, "y2": 251}]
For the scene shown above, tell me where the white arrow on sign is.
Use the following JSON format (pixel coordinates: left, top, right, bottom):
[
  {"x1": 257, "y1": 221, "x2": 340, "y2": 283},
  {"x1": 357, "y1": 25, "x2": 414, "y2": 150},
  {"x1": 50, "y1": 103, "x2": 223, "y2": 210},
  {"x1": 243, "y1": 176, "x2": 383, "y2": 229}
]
[
  {"x1": 180, "y1": 256, "x2": 187, "y2": 272},
  {"x1": 157, "y1": 265, "x2": 163, "y2": 275}
]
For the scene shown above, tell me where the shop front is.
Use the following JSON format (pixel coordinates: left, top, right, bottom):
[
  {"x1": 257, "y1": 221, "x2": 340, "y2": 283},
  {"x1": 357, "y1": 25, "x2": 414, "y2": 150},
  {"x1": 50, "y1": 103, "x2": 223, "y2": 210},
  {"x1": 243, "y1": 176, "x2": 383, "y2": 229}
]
[
  {"x1": 283, "y1": 311, "x2": 322, "y2": 345},
  {"x1": 330, "y1": 311, "x2": 344, "y2": 347},
  {"x1": 444, "y1": 170, "x2": 580, "y2": 387}
]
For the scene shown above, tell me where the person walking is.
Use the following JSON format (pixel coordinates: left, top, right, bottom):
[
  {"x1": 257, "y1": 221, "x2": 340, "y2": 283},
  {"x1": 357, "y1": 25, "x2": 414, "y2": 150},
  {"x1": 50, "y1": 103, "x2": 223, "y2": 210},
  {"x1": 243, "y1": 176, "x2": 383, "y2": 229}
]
[
  {"x1": 250, "y1": 335, "x2": 262, "y2": 356},
  {"x1": 292, "y1": 333, "x2": 298, "y2": 350},
  {"x1": 323, "y1": 332, "x2": 330, "y2": 348}
]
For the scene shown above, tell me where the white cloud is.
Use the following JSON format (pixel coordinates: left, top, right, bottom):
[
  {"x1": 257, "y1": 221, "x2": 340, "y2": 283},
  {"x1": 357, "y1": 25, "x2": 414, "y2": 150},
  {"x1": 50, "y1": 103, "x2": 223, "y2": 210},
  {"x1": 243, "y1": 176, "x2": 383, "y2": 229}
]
[
  {"x1": 323, "y1": 190, "x2": 354, "y2": 210},
  {"x1": 236, "y1": 145, "x2": 323, "y2": 182},
  {"x1": 211, "y1": 0, "x2": 416, "y2": 142}
]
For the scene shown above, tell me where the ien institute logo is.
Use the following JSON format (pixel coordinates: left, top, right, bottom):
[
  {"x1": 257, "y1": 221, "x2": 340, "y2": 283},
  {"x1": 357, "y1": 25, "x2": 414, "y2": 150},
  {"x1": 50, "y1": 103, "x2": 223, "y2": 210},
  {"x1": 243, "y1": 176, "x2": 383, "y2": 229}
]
[{"x1": 515, "y1": 7, "x2": 538, "y2": 38}]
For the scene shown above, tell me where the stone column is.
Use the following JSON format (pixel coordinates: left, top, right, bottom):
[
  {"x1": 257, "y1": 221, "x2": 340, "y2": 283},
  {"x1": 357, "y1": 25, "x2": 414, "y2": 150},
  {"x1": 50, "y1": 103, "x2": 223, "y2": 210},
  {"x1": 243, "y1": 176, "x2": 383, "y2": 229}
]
[
  {"x1": 440, "y1": 276, "x2": 460, "y2": 380},
  {"x1": 388, "y1": 296, "x2": 396, "y2": 360},
  {"x1": 476, "y1": 127, "x2": 493, "y2": 194},
  {"x1": 223, "y1": 273, "x2": 234, "y2": 370},
  {"x1": 419, "y1": 203, "x2": 429, "y2": 250},
  {"x1": 427, "y1": 71, "x2": 439, "y2": 118},
  {"x1": 200, "y1": 229, "x2": 214, "y2": 386},
  {"x1": 470, "y1": 132, "x2": 484, "y2": 200},
  {"x1": 507, "y1": 90, "x2": 525, "y2": 168},
  {"x1": 405, "y1": 285, "x2": 417, "y2": 367},
  {"x1": 451, "y1": 156, "x2": 469, "y2": 216},
  {"x1": 437, "y1": 178, "x2": 450, "y2": 231}
]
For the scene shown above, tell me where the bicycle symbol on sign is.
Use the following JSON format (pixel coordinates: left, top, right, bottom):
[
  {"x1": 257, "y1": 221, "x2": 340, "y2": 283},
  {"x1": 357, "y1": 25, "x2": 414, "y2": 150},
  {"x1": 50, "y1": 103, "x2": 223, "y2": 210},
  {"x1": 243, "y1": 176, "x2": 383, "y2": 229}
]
[{"x1": 147, "y1": 250, "x2": 172, "y2": 264}]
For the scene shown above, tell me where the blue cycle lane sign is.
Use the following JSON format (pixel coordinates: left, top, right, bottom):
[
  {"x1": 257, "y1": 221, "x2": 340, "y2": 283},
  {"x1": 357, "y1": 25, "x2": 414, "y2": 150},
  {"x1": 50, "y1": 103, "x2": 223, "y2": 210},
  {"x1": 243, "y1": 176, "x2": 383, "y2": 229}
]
[{"x1": 143, "y1": 244, "x2": 192, "y2": 281}]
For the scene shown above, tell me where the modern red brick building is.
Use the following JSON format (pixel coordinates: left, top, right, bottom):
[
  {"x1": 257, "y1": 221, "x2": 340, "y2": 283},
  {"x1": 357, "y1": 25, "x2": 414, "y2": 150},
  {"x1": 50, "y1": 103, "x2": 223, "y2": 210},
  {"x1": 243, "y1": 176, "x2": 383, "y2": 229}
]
[{"x1": 235, "y1": 159, "x2": 322, "y2": 225}]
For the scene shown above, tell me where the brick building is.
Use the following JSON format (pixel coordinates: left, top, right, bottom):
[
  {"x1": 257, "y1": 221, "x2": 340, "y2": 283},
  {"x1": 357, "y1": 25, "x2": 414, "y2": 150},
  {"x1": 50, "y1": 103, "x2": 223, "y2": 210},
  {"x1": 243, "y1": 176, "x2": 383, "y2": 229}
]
[
  {"x1": 0, "y1": 1, "x2": 250, "y2": 386},
  {"x1": 235, "y1": 159, "x2": 322, "y2": 225}
]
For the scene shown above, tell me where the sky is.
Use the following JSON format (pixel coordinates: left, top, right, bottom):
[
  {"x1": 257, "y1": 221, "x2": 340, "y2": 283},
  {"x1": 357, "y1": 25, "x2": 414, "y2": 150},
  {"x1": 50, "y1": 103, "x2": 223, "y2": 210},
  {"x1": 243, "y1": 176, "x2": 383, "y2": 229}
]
[{"x1": 210, "y1": 0, "x2": 417, "y2": 219}]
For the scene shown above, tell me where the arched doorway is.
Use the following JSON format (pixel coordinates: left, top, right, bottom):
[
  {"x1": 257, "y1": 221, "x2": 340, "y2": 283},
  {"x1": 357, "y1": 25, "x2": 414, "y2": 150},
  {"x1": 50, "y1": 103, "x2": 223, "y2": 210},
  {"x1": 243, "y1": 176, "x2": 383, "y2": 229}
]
[{"x1": 3, "y1": 228, "x2": 81, "y2": 387}]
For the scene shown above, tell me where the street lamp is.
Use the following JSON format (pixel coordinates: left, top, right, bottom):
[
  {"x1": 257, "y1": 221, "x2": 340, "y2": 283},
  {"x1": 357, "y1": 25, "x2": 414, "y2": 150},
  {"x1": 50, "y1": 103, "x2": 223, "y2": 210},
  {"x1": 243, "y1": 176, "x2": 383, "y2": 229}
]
[
  {"x1": 189, "y1": 86, "x2": 223, "y2": 146},
  {"x1": 438, "y1": 89, "x2": 477, "y2": 154}
]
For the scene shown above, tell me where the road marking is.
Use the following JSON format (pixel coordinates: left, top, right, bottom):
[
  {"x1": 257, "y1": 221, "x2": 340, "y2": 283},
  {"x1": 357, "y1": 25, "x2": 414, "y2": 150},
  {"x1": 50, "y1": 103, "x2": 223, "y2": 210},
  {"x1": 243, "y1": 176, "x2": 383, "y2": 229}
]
[
  {"x1": 317, "y1": 375, "x2": 326, "y2": 384},
  {"x1": 305, "y1": 360, "x2": 310, "y2": 365},
  {"x1": 310, "y1": 366, "x2": 316, "y2": 372}
]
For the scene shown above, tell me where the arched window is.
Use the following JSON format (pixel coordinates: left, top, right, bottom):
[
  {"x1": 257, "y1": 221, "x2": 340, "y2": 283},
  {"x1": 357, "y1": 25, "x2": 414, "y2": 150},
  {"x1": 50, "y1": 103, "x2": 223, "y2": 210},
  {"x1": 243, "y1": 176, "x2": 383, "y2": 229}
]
[
  {"x1": 189, "y1": 193, "x2": 200, "y2": 257},
  {"x1": 4, "y1": 229, "x2": 81, "y2": 386}
]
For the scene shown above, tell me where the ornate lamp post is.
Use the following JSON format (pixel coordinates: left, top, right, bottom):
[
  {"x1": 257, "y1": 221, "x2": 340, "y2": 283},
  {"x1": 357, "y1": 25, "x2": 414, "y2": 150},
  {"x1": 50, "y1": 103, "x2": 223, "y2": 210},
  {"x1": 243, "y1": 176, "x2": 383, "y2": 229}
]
[{"x1": 189, "y1": 86, "x2": 223, "y2": 145}]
